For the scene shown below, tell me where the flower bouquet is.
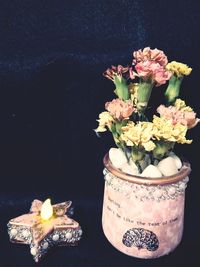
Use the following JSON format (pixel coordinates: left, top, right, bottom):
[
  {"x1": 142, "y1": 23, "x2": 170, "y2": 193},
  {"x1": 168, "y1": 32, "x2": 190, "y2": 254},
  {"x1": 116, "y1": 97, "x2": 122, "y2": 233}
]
[{"x1": 95, "y1": 47, "x2": 199, "y2": 258}]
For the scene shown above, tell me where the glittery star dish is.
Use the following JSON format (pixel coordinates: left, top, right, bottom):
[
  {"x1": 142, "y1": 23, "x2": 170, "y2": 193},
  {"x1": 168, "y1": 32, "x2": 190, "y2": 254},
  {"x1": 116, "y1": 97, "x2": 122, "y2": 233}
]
[{"x1": 8, "y1": 199, "x2": 82, "y2": 262}]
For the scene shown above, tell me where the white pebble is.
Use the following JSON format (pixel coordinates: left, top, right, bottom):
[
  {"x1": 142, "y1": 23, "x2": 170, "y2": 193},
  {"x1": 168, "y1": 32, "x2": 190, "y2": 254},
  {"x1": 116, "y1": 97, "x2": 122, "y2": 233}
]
[
  {"x1": 30, "y1": 247, "x2": 37, "y2": 256},
  {"x1": 129, "y1": 159, "x2": 138, "y2": 169},
  {"x1": 10, "y1": 228, "x2": 18, "y2": 237},
  {"x1": 170, "y1": 155, "x2": 182, "y2": 169},
  {"x1": 168, "y1": 152, "x2": 182, "y2": 169},
  {"x1": 141, "y1": 164, "x2": 162, "y2": 178},
  {"x1": 52, "y1": 234, "x2": 59, "y2": 242},
  {"x1": 157, "y1": 157, "x2": 178, "y2": 176},
  {"x1": 65, "y1": 232, "x2": 72, "y2": 239},
  {"x1": 109, "y1": 148, "x2": 127, "y2": 169},
  {"x1": 42, "y1": 242, "x2": 49, "y2": 250},
  {"x1": 121, "y1": 161, "x2": 139, "y2": 176}
]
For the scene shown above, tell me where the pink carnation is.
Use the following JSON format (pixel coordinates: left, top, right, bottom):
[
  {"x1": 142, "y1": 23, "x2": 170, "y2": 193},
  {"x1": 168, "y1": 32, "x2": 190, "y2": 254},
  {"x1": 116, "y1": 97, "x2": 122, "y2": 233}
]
[
  {"x1": 103, "y1": 65, "x2": 129, "y2": 81},
  {"x1": 129, "y1": 67, "x2": 137, "y2": 80},
  {"x1": 135, "y1": 61, "x2": 172, "y2": 86},
  {"x1": 105, "y1": 98, "x2": 136, "y2": 121},
  {"x1": 157, "y1": 105, "x2": 200, "y2": 129},
  {"x1": 133, "y1": 47, "x2": 168, "y2": 66}
]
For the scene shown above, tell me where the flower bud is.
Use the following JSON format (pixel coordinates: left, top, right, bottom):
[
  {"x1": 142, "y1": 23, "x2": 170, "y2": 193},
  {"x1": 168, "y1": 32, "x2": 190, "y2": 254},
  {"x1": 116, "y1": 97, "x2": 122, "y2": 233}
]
[{"x1": 165, "y1": 75, "x2": 183, "y2": 103}]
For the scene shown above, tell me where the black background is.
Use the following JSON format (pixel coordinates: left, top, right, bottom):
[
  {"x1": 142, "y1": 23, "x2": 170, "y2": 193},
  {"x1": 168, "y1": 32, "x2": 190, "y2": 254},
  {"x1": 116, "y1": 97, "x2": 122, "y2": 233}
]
[{"x1": 0, "y1": 0, "x2": 200, "y2": 266}]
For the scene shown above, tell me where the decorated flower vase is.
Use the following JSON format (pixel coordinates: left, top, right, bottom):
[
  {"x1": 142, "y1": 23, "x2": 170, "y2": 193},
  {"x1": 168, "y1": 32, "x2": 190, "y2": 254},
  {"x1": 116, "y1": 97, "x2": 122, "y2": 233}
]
[{"x1": 102, "y1": 153, "x2": 191, "y2": 259}]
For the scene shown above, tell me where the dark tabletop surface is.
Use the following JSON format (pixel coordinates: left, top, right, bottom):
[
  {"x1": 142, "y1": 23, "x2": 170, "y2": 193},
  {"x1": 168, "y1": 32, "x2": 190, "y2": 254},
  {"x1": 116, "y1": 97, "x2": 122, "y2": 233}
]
[{"x1": 0, "y1": 0, "x2": 200, "y2": 266}]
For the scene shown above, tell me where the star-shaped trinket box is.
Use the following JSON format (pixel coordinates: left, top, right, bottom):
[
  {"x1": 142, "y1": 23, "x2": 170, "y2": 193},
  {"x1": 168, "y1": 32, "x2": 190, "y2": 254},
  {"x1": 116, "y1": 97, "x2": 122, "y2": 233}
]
[{"x1": 8, "y1": 199, "x2": 82, "y2": 262}]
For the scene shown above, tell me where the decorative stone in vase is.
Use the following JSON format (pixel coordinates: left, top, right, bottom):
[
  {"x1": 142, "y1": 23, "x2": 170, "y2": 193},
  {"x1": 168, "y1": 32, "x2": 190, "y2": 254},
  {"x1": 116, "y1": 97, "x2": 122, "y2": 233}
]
[{"x1": 102, "y1": 153, "x2": 191, "y2": 259}]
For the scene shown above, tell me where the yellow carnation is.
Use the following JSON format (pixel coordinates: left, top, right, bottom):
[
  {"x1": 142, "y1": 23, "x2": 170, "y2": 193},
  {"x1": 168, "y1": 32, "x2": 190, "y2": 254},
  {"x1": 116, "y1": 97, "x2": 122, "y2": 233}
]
[
  {"x1": 152, "y1": 115, "x2": 192, "y2": 144},
  {"x1": 143, "y1": 140, "x2": 156, "y2": 151},
  {"x1": 95, "y1": 125, "x2": 107, "y2": 132},
  {"x1": 174, "y1": 98, "x2": 193, "y2": 112},
  {"x1": 166, "y1": 61, "x2": 192, "y2": 77},
  {"x1": 95, "y1": 112, "x2": 114, "y2": 132},
  {"x1": 121, "y1": 121, "x2": 156, "y2": 151}
]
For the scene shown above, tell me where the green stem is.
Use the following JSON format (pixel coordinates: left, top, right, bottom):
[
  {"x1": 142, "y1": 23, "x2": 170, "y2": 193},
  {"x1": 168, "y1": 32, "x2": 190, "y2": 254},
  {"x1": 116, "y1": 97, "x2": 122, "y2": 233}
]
[
  {"x1": 114, "y1": 76, "x2": 129, "y2": 100},
  {"x1": 131, "y1": 147, "x2": 145, "y2": 161},
  {"x1": 135, "y1": 161, "x2": 142, "y2": 173},
  {"x1": 112, "y1": 132, "x2": 120, "y2": 148},
  {"x1": 149, "y1": 153, "x2": 154, "y2": 165},
  {"x1": 137, "y1": 82, "x2": 154, "y2": 113},
  {"x1": 152, "y1": 141, "x2": 174, "y2": 160},
  {"x1": 111, "y1": 131, "x2": 130, "y2": 162},
  {"x1": 165, "y1": 75, "x2": 183, "y2": 104}
]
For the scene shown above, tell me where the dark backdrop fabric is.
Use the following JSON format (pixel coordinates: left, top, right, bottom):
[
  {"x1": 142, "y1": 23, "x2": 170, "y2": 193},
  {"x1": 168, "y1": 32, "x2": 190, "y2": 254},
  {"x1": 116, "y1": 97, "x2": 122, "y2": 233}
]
[{"x1": 0, "y1": 0, "x2": 200, "y2": 266}]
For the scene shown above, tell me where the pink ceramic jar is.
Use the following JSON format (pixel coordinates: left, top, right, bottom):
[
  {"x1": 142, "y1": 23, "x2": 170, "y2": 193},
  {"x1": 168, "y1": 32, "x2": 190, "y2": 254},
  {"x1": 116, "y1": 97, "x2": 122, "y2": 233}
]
[{"x1": 102, "y1": 153, "x2": 191, "y2": 259}]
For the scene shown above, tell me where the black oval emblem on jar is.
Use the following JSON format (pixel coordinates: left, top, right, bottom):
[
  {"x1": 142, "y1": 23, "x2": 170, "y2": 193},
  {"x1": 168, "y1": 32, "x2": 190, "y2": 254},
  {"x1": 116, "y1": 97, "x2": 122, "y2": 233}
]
[{"x1": 122, "y1": 228, "x2": 159, "y2": 251}]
